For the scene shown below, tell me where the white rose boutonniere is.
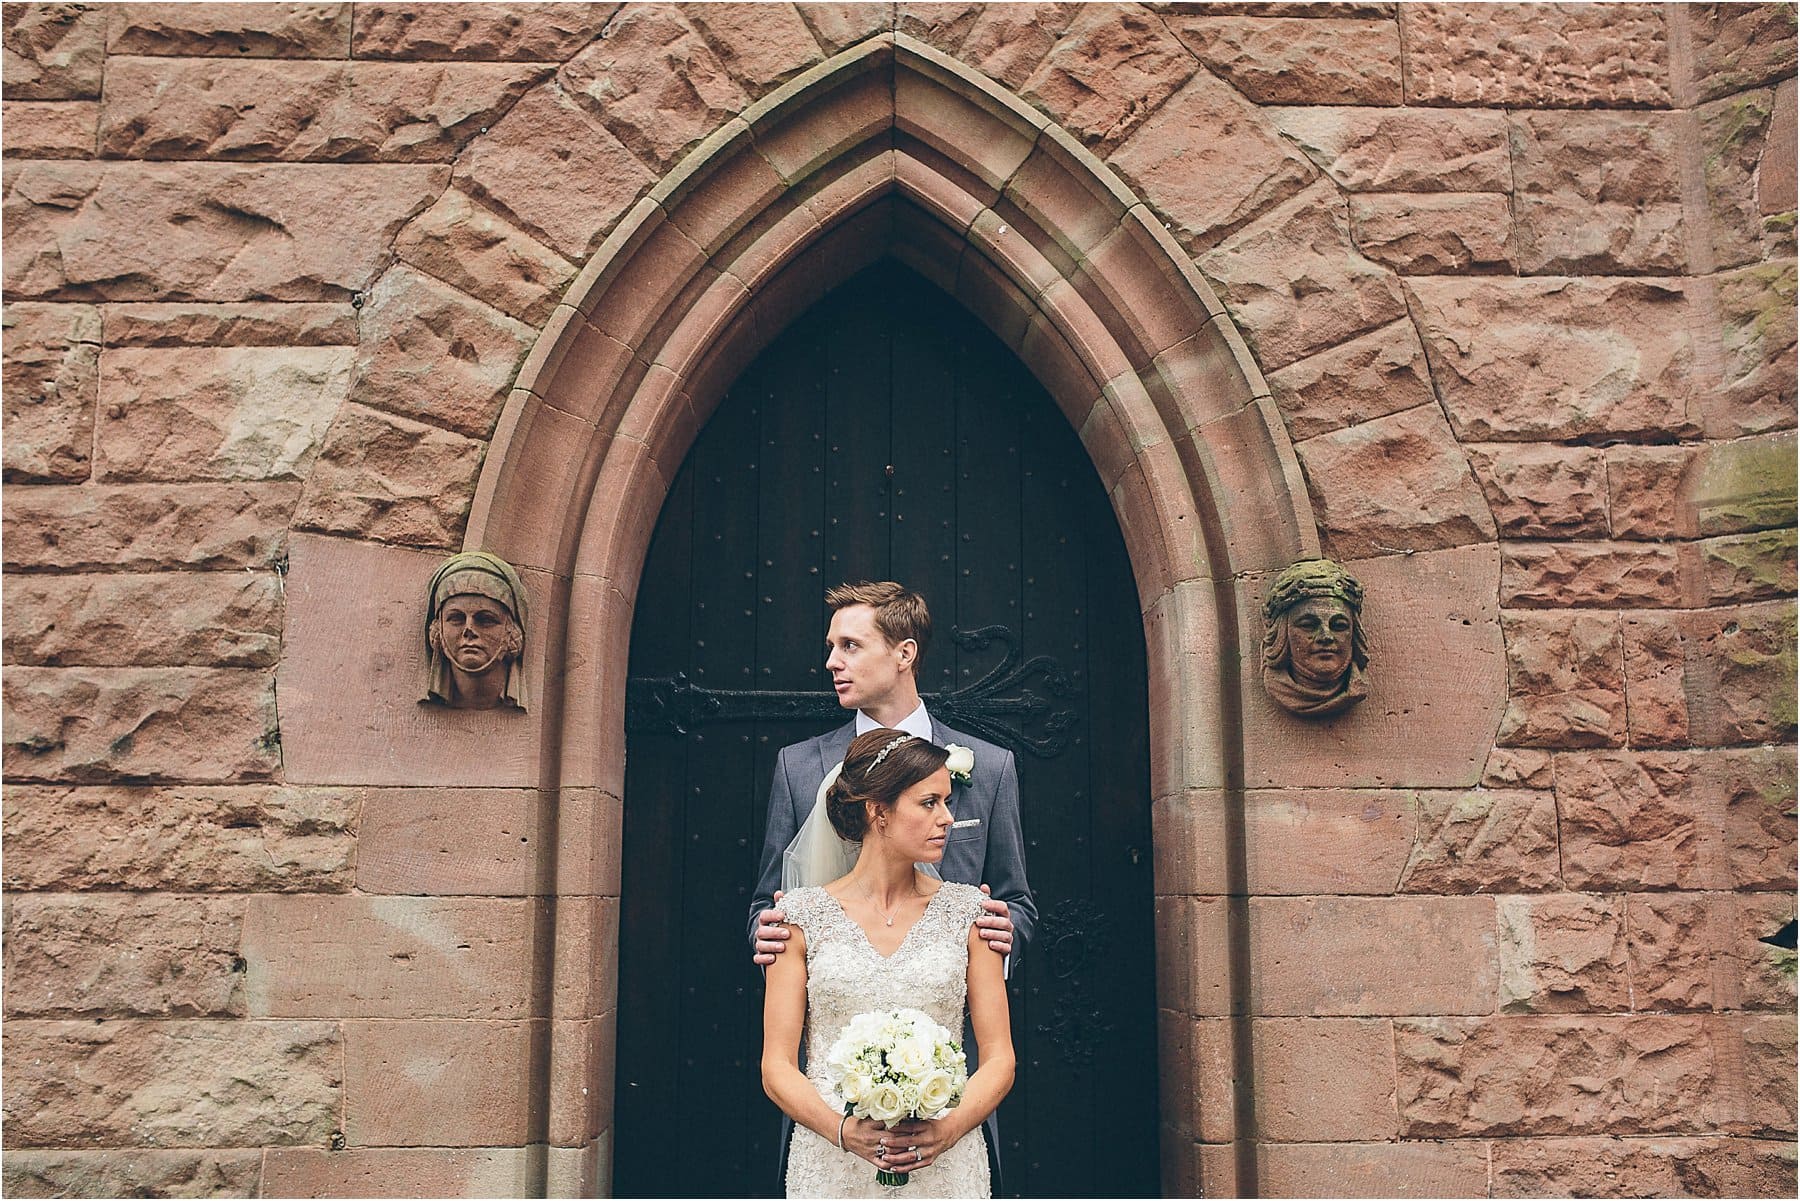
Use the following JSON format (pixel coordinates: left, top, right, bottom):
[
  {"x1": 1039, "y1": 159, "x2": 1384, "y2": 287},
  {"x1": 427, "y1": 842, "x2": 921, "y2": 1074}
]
[{"x1": 943, "y1": 743, "x2": 975, "y2": 787}]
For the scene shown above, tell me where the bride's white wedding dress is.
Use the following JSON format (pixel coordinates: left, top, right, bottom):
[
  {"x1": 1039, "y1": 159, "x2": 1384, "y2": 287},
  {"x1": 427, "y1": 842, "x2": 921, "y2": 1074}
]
[{"x1": 779, "y1": 881, "x2": 991, "y2": 1198}]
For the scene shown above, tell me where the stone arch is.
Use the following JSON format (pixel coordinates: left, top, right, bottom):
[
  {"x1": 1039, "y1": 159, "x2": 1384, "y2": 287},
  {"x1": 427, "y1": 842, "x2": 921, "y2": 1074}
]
[{"x1": 464, "y1": 33, "x2": 1317, "y2": 1193}]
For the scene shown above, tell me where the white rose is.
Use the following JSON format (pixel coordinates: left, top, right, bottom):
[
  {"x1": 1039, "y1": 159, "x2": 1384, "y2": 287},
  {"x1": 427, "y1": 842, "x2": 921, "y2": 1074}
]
[
  {"x1": 889, "y1": 1037, "x2": 933, "y2": 1078},
  {"x1": 840, "y1": 1071, "x2": 871, "y2": 1106},
  {"x1": 916, "y1": 1069, "x2": 957, "y2": 1118},
  {"x1": 865, "y1": 1081, "x2": 906, "y2": 1124},
  {"x1": 943, "y1": 744, "x2": 975, "y2": 777}
]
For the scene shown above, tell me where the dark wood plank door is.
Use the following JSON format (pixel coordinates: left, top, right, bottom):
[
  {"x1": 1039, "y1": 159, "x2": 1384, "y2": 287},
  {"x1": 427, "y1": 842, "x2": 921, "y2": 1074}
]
[{"x1": 614, "y1": 262, "x2": 1158, "y2": 1198}]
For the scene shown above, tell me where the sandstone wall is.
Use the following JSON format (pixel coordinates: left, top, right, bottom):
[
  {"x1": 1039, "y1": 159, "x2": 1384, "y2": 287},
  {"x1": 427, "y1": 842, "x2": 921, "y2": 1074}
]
[{"x1": 3, "y1": 3, "x2": 1795, "y2": 1198}]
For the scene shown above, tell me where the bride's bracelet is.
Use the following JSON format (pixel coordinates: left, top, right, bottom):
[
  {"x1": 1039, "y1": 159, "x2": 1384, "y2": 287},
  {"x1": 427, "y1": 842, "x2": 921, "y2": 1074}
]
[{"x1": 837, "y1": 1113, "x2": 849, "y2": 1150}]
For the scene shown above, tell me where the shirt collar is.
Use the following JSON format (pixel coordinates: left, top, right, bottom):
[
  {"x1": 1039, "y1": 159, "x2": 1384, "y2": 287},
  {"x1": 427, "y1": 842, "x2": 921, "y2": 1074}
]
[{"x1": 855, "y1": 700, "x2": 933, "y2": 741}]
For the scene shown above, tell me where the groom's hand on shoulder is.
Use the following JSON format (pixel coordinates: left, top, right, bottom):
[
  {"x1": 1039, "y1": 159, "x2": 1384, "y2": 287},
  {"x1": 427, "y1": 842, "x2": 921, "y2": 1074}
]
[
  {"x1": 754, "y1": 889, "x2": 789, "y2": 966},
  {"x1": 975, "y1": 884, "x2": 1013, "y2": 956}
]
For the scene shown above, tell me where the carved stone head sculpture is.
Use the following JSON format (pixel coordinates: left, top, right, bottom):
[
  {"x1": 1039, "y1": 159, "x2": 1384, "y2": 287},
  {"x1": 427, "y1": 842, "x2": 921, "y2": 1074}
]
[
  {"x1": 1261, "y1": 558, "x2": 1369, "y2": 718},
  {"x1": 422, "y1": 550, "x2": 529, "y2": 711}
]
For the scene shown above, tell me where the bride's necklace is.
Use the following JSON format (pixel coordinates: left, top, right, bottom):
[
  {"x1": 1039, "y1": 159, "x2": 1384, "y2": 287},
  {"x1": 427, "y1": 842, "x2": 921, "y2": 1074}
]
[{"x1": 857, "y1": 879, "x2": 917, "y2": 927}]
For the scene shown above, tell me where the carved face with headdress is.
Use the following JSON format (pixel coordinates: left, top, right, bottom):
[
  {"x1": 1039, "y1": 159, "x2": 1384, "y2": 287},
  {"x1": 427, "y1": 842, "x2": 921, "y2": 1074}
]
[
  {"x1": 1260, "y1": 559, "x2": 1369, "y2": 718},
  {"x1": 423, "y1": 551, "x2": 529, "y2": 711}
]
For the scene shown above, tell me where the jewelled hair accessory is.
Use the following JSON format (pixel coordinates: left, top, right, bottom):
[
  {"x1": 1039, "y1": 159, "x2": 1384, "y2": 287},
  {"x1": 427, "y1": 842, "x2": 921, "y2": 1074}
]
[{"x1": 869, "y1": 734, "x2": 913, "y2": 770}]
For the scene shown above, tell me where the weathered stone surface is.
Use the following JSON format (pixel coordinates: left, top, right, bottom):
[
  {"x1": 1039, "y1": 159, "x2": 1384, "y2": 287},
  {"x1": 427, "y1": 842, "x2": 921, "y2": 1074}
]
[
  {"x1": 2, "y1": 1019, "x2": 340, "y2": 1147},
  {"x1": 3, "y1": 99, "x2": 96, "y2": 157},
  {"x1": 455, "y1": 82, "x2": 654, "y2": 260},
  {"x1": 1464, "y1": 443, "x2": 1610, "y2": 538},
  {"x1": 3, "y1": 161, "x2": 446, "y2": 302},
  {"x1": 0, "y1": 1149, "x2": 264, "y2": 1199},
  {"x1": 2, "y1": 3, "x2": 106, "y2": 99},
  {"x1": 2, "y1": 666, "x2": 279, "y2": 783},
  {"x1": 1347, "y1": 192, "x2": 1512, "y2": 273},
  {"x1": 1258, "y1": 1140, "x2": 1490, "y2": 1200},
  {"x1": 1106, "y1": 67, "x2": 1313, "y2": 253},
  {"x1": 1409, "y1": 277, "x2": 1701, "y2": 442},
  {"x1": 1251, "y1": 1018, "x2": 1398, "y2": 1141},
  {"x1": 96, "y1": 346, "x2": 351, "y2": 482},
  {"x1": 1266, "y1": 319, "x2": 1436, "y2": 442},
  {"x1": 1019, "y1": 4, "x2": 1196, "y2": 151},
  {"x1": 1400, "y1": 788, "x2": 1561, "y2": 893},
  {"x1": 106, "y1": 3, "x2": 352, "y2": 57},
  {"x1": 242, "y1": 895, "x2": 541, "y2": 1018},
  {"x1": 1396, "y1": 1015, "x2": 1713, "y2": 1136},
  {"x1": 1497, "y1": 611, "x2": 1627, "y2": 748},
  {"x1": 1154, "y1": 790, "x2": 1414, "y2": 896},
  {"x1": 1250, "y1": 896, "x2": 1497, "y2": 1016},
  {"x1": 353, "y1": 3, "x2": 613, "y2": 60},
  {"x1": 4, "y1": 894, "x2": 247, "y2": 1017},
  {"x1": 1169, "y1": 17, "x2": 1402, "y2": 104},
  {"x1": 1556, "y1": 748, "x2": 1797, "y2": 892},
  {"x1": 1695, "y1": 528, "x2": 1798, "y2": 604},
  {"x1": 2, "y1": 784, "x2": 358, "y2": 892},
  {"x1": 2, "y1": 301, "x2": 98, "y2": 482},
  {"x1": 0, "y1": 482, "x2": 298, "y2": 571},
  {"x1": 351, "y1": 266, "x2": 533, "y2": 440},
  {"x1": 261, "y1": 1147, "x2": 549, "y2": 1198},
  {"x1": 1401, "y1": 3, "x2": 1672, "y2": 108},
  {"x1": 1629, "y1": 892, "x2": 1800, "y2": 1013},
  {"x1": 344, "y1": 1020, "x2": 533, "y2": 1145},
  {"x1": 1685, "y1": 429, "x2": 1798, "y2": 538},
  {"x1": 1689, "y1": 3, "x2": 1799, "y2": 101},
  {"x1": 1718, "y1": 1014, "x2": 1799, "y2": 1137},
  {"x1": 358, "y1": 788, "x2": 543, "y2": 895},
  {"x1": 101, "y1": 301, "x2": 357, "y2": 346},
  {"x1": 799, "y1": 3, "x2": 895, "y2": 55},
  {"x1": 1619, "y1": 611, "x2": 1691, "y2": 747},
  {"x1": 1482, "y1": 747, "x2": 1554, "y2": 788},
  {"x1": 1500, "y1": 542, "x2": 1680, "y2": 609},
  {"x1": 1509, "y1": 111, "x2": 1687, "y2": 274},
  {"x1": 4, "y1": 572, "x2": 282, "y2": 667},
  {"x1": 1765, "y1": 79, "x2": 1798, "y2": 213},
  {"x1": 950, "y1": 3, "x2": 1080, "y2": 92},
  {"x1": 1294, "y1": 404, "x2": 1496, "y2": 559},
  {"x1": 1710, "y1": 260, "x2": 1798, "y2": 438},
  {"x1": 559, "y1": 6, "x2": 749, "y2": 173},
  {"x1": 1268, "y1": 105, "x2": 1510, "y2": 193},
  {"x1": 394, "y1": 188, "x2": 574, "y2": 327},
  {"x1": 1700, "y1": 89, "x2": 1791, "y2": 270},
  {"x1": 682, "y1": 2, "x2": 824, "y2": 93},
  {"x1": 1497, "y1": 894, "x2": 1629, "y2": 1013},
  {"x1": 98, "y1": 58, "x2": 553, "y2": 162},
  {"x1": 292, "y1": 402, "x2": 483, "y2": 548},
  {"x1": 1495, "y1": 1135, "x2": 1799, "y2": 1198},
  {"x1": 1623, "y1": 603, "x2": 1798, "y2": 748},
  {"x1": 1604, "y1": 444, "x2": 1692, "y2": 540},
  {"x1": 1199, "y1": 183, "x2": 1406, "y2": 369}
]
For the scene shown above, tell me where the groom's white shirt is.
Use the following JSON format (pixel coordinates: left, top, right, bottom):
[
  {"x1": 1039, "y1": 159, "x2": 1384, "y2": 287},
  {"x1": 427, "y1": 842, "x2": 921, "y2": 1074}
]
[{"x1": 855, "y1": 701, "x2": 934, "y2": 740}]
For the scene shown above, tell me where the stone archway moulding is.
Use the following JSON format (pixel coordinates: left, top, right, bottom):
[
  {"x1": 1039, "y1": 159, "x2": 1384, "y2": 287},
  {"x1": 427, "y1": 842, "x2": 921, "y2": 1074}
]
[{"x1": 462, "y1": 33, "x2": 1318, "y2": 1195}]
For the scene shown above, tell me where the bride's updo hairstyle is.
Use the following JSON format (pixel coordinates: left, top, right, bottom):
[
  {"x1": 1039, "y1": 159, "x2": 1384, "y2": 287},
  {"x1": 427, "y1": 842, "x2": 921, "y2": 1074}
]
[{"x1": 826, "y1": 728, "x2": 950, "y2": 843}]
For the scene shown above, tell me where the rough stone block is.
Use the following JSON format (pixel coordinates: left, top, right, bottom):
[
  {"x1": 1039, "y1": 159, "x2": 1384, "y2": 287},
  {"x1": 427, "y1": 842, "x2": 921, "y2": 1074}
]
[
  {"x1": 1628, "y1": 892, "x2": 1800, "y2": 1013},
  {"x1": 1464, "y1": 443, "x2": 1610, "y2": 539},
  {"x1": 1019, "y1": 4, "x2": 1195, "y2": 152},
  {"x1": 2, "y1": 301, "x2": 99, "y2": 482},
  {"x1": 683, "y1": 2, "x2": 824, "y2": 93},
  {"x1": 344, "y1": 1020, "x2": 534, "y2": 1145},
  {"x1": 1250, "y1": 896, "x2": 1497, "y2": 1016},
  {"x1": 1399, "y1": 788, "x2": 1561, "y2": 893},
  {"x1": 394, "y1": 187, "x2": 575, "y2": 327},
  {"x1": 1401, "y1": 3, "x2": 1671, "y2": 108},
  {"x1": 96, "y1": 345, "x2": 351, "y2": 482},
  {"x1": 4, "y1": 894, "x2": 247, "y2": 1018},
  {"x1": 1684, "y1": 430, "x2": 1797, "y2": 537},
  {"x1": 1169, "y1": 17, "x2": 1402, "y2": 105},
  {"x1": 357, "y1": 788, "x2": 544, "y2": 895},
  {"x1": 2, "y1": 99, "x2": 97, "y2": 157},
  {"x1": 951, "y1": 3, "x2": 1081, "y2": 92},
  {"x1": 2, "y1": 3, "x2": 106, "y2": 99},
  {"x1": 1, "y1": 783, "x2": 358, "y2": 892},
  {"x1": 98, "y1": 58, "x2": 552, "y2": 162},
  {"x1": 799, "y1": 3, "x2": 895, "y2": 54},
  {"x1": 351, "y1": 265, "x2": 533, "y2": 440},
  {"x1": 1604, "y1": 444, "x2": 1692, "y2": 541},
  {"x1": 1694, "y1": 528, "x2": 1798, "y2": 605},
  {"x1": 1407, "y1": 277, "x2": 1700, "y2": 443},
  {"x1": 261, "y1": 1147, "x2": 544, "y2": 1198},
  {"x1": 1252, "y1": 1018, "x2": 1399, "y2": 1141},
  {"x1": 1396, "y1": 1015, "x2": 1713, "y2": 1136},
  {"x1": 352, "y1": 3, "x2": 613, "y2": 60},
  {"x1": 0, "y1": 1150, "x2": 263, "y2": 1199},
  {"x1": 2, "y1": 666, "x2": 279, "y2": 784},
  {"x1": 1497, "y1": 611, "x2": 1627, "y2": 748},
  {"x1": 1266, "y1": 319, "x2": 1436, "y2": 443},
  {"x1": 1199, "y1": 182, "x2": 1407, "y2": 370},
  {"x1": 2, "y1": 161, "x2": 446, "y2": 302},
  {"x1": 1481, "y1": 747, "x2": 1554, "y2": 789},
  {"x1": 291, "y1": 402, "x2": 483, "y2": 548},
  {"x1": 1268, "y1": 105, "x2": 1511, "y2": 193},
  {"x1": 1258, "y1": 1140, "x2": 1490, "y2": 1199},
  {"x1": 1347, "y1": 192, "x2": 1512, "y2": 273},
  {"x1": 1689, "y1": 3, "x2": 1799, "y2": 101},
  {"x1": 1501, "y1": 543, "x2": 1680, "y2": 609},
  {"x1": 1724, "y1": 1014, "x2": 1800, "y2": 1136},
  {"x1": 1497, "y1": 894, "x2": 1629, "y2": 1013},
  {"x1": 1, "y1": 482, "x2": 298, "y2": 571},
  {"x1": 1700, "y1": 89, "x2": 1788, "y2": 270},
  {"x1": 4, "y1": 572, "x2": 282, "y2": 667},
  {"x1": 454, "y1": 81, "x2": 654, "y2": 260},
  {"x1": 1509, "y1": 111, "x2": 1687, "y2": 273},
  {"x1": 1491, "y1": 1134, "x2": 1799, "y2": 1198},
  {"x1": 100, "y1": 301, "x2": 357, "y2": 347},
  {"x1": 1623, "y1": 603, "x2": 1798, "y2": 748},
  {"x1": 1, "y1": 1019, "x2": 340, "y2": 1147},
  {"x1": 105, "y1": 3, "x2": 352, "y2": 57},
  {"x1": 1709, "y1": 260, "x2": 1798, "y2": 439},
  {"x1": 1295, "y1": 404, "x2": 1496, "y2": 558},
  {"x1": 242, "y1": 895, "x2": 542, "y2": 1018}
]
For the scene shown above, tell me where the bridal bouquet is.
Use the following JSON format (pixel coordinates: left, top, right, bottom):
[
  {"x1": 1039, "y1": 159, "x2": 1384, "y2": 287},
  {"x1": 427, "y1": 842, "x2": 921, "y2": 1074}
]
[{"x1": 824, "y1": 1007, "x2": 968, "y2": 1186}]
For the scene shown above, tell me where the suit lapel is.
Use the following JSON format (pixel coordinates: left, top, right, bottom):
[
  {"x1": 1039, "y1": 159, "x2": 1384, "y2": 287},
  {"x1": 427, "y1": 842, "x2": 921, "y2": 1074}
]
[{"x1": 813, "y1": 720, "x2": 856, "y2": 802}]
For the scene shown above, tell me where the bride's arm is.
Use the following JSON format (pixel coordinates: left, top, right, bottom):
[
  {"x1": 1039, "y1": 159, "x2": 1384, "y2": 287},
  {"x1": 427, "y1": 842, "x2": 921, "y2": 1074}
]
[{"x1": 950, "y1": 922, "x2": 1017, "y2": 1137}]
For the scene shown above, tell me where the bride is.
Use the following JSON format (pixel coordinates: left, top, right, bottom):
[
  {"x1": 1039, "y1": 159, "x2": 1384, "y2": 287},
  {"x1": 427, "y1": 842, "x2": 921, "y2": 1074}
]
[{"x1": 762, "y1": 729, "x2": 1015, "y2": 1198}]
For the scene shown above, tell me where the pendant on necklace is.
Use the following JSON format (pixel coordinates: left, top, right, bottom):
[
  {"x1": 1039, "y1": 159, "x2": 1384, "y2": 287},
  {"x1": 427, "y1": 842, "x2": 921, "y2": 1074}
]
[{"x1": 884, "y1": 917, "x2": 894, "y2": 926}]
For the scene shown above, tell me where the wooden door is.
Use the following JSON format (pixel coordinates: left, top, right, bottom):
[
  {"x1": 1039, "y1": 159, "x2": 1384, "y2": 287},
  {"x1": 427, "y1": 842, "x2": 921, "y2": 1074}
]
[{"x1": 614, "y1": 262, "x2": 1158, "y2": 1197}]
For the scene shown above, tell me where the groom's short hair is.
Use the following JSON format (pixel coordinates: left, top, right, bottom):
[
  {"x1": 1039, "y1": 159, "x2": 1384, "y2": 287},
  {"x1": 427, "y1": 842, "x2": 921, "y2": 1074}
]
[{"x1": 825, "y1": 580, "x2": 931, "y2": 669}]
